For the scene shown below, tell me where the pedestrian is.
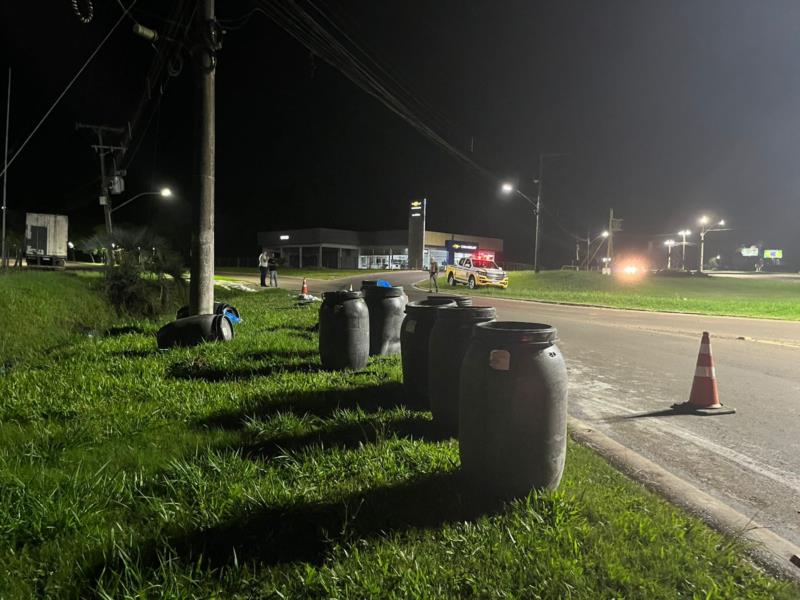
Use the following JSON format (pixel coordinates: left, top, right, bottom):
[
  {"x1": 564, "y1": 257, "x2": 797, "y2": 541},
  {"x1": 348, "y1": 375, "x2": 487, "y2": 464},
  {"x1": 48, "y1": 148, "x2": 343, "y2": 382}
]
[
  {"x1": 258, "y1": 248, "x2": 270, "y2": 287},
  {"x1": 429, "y1": 259, "x2": 439, "y2": 293},
  {"x1": 268, "y1": 253, "x2": 279, "y2": 287}
]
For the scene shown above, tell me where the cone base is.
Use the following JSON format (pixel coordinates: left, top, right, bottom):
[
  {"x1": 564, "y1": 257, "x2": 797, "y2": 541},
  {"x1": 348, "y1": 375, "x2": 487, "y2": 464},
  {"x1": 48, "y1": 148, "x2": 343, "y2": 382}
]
[{"x1": 671, "y1": 402, "x2": 736, "y2": 416}]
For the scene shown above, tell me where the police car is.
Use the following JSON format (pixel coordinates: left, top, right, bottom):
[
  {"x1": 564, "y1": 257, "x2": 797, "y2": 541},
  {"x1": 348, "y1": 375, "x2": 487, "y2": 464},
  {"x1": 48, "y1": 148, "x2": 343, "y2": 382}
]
[{"x1": 445, "y1": 254, "x2": 509, "y2": 289}]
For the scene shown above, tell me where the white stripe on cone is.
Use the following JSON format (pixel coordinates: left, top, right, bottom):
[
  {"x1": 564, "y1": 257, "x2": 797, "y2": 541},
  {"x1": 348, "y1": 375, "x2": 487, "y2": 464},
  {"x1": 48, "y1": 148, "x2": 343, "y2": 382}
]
[{"x1": 695, "y1": 366, "x2": 716, "y2": 378}]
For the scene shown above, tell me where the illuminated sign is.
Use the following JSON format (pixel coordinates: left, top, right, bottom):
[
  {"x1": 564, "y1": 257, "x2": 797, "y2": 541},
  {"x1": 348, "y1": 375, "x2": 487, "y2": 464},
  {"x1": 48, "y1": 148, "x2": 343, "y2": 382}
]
[
  {"x1": 410, "y1": 200, "x2": 423, "y2": 209},
  {"x1": 763, "y1": 249, "x2": 783, "y2": 259},
  {"x1": 445, "y1": 240, "x2": 479, "y2": 252},
  {"x1": 279, "y1": 235, "x2": 290, "y2": 240},
  {"x1": 740, "y1": 246, "x2": 759, "y2": 257}
]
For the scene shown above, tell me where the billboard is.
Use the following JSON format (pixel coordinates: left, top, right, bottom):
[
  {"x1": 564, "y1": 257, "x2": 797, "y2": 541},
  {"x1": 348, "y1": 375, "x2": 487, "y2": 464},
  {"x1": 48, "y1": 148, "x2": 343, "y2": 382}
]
[
  {"x1": 740, "y1": 246, "x2": 759, "y2": 257},
  {"x1": 407, "y1": 199, "x2": 426, "y2": 269},
  {"x1": 763, "y1": 249, "x2": 783, "y2": 259}
]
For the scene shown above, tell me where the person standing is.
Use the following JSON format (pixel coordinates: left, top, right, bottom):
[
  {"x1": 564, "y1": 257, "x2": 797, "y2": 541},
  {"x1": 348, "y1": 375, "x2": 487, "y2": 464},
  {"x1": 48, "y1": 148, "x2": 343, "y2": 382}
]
[
  {"x1": 268, "y1": 254, "x2": 279, "y2": 287},
  {"x1": 258, "y1": 249, "x2": 270, "y2": 287},
  {"x1": 429, "y1": 259, "x2": 439, "y2": 293}
]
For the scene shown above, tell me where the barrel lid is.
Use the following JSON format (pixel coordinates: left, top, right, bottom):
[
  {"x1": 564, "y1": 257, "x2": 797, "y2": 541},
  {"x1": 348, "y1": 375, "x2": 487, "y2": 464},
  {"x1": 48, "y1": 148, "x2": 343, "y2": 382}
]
[
  {"x1": 473, "y1": 321, "x2": 558, "y2": 345},
  {"x1": 428, "y1": 294, "x2": 472, "y2": 306},
  {"x1": 323, "y1": 290, "x2": 364, "y2": 303},
  {"x1": 405, "y1": 298, "x2": 457, "y2": 317},
  {"x1": 436, "y1": 306, "x2": 496, "y2": 320},
  {"x1": 361, "y1": 280, "x2": 378, "y2": 287},
  {"x1": 363, "y1": 285, "x2": 405, "y2": 298}
]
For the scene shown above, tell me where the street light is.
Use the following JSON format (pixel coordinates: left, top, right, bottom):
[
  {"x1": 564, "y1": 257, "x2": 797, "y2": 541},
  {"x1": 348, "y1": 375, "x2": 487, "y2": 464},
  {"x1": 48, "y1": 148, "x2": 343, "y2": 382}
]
[
  {"x1": 107, "y1": 187, "x2": 173, "y2": 234},
  {"x1": 582, "y1": 230, "x2": 610, "y2": 270},
  {"x1": 500, "y1": 180, "x2": 539, "y2": 268},
  {"x1": 664, "y1": 239, "x2": 675, "y2": 270},
  {"x1": 677, "y1": 229, "x2": 691, "y2": 269},
  {"x1": 698, "y1": 216, "x2": 727, "y2": 272}
]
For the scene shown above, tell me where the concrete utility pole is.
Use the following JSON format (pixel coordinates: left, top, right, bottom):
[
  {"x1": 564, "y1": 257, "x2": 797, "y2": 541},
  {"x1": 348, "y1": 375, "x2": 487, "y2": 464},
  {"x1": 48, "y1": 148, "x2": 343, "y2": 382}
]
[
  {"x1": 533, "y1": 155, "x2": 543, "y2": 273},
  {"x1": 2, "y1": 68, "x2": 10, "y2": 270},
  {"x1": 189, "y1": 0, "x2": 220, "y2": 316}
]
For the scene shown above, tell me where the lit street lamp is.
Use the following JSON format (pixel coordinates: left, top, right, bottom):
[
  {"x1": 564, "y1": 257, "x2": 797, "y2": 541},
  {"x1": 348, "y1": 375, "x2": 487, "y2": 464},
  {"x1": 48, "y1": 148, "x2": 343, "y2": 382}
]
[
  {"x1": 677, "y1": 229, "x2": 691, "y2": 270},
  {"x1": 698, "y1": 215, "x2": 727, "y2": 272},
  {"x1": 107, "y1": 187, "x2": 173, "y2": 234},
  {"x1": 664, "y1": 239, "x2": 675, "y2": 270}
]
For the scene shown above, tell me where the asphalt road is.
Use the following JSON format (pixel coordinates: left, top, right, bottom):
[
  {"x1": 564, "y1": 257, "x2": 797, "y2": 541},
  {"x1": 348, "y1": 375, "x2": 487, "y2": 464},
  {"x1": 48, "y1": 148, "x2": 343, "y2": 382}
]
[{"x1": 223, "y1": 269, "x2": 800, "y2": 547}]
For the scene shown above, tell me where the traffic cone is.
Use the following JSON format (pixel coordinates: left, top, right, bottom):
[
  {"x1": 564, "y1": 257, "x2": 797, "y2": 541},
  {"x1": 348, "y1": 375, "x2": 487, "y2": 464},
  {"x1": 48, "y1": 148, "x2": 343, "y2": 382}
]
[
  {"x1": 301, "y1": 277, "x2": 309, "y2": 295},
  {"x1": 672, "y1": 332, "x2": 735, "y2": 415}
]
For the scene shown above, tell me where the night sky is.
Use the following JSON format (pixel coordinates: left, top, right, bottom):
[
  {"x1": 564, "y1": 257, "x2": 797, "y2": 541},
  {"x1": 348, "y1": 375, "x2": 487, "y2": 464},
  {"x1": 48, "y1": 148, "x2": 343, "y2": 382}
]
[{"x1": 3, "y1": 1, "x2": 800, "y2": 266}]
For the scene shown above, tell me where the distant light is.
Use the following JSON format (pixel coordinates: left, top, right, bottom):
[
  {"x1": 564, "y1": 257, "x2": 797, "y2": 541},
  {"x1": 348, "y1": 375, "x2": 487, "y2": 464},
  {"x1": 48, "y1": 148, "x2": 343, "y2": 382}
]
[
  {"x1": 664, "y1": 239, "x2": 675, "y2": 246},
  {"x1": 679, "y1": 229, "x2": 691, "y2": 236},
  {"x1": 699, "y1": 215, "x2": 709, "y2": 225},
  {"x1": 279, "y1": 235, "x2": 290, "y2": 240},
  {"x1": 500, "y1": 182, "x2": 514, "y2": 194},
  {"x1": 160, "y1": 187, "x2": 173, "y2": 198},
  {"x1": 718, "y1": 219, "x2": 725, "y2": 226},
  {"x1": 67, "y1": 241, "x2": 74, "y2": 249},
  {"x1": 716, "y1": 255, "x2": 721, "y2": 260},
  {"x1": 111, "y1": 243, "x2": 116, "y2": 248},
  {"x1": 601, "y1": 230, "x2": 609, "y2": 238},
  {"x1": 411, "y1": 213, "x2": 421, "y2": 217}
]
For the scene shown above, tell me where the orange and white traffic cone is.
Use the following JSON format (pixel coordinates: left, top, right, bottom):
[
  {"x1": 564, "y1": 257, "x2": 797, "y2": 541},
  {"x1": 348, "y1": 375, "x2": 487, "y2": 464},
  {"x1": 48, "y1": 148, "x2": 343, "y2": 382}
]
[
  {"x1": 672, "y1": 332, "x2": 735, "y2": 415},
  {"x1": 301, "y1": 277, "x2": 309, "y2": 295}
]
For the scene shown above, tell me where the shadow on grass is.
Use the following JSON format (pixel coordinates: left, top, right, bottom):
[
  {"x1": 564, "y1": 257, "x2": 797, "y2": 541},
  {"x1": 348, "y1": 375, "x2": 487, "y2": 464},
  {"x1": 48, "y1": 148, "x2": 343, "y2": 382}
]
[
  {"x1": 89, "y1": 468, "x2": 509, "y2": 581},
  {"x1": 242, "y1": 414, "x2": 451, "y2": 460},
  {"x1": 200, "y1": 382, "x2": 409, "y2": 428},
  {"x1": 244, "y1": 349, "x2": 319, "y2": 361},
  {"x1": 168, "y1": 361, "x2": 322, "y2": 382},
  {"x1": 112, "y1": 349, "x2": 158, "y2": 359}
]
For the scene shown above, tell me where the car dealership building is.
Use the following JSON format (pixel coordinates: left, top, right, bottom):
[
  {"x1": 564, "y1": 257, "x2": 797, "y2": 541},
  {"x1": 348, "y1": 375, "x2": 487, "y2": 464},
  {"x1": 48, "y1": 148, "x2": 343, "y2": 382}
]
[{"x1": 256, "y1": 227, "x2": 504, "y2": 270}]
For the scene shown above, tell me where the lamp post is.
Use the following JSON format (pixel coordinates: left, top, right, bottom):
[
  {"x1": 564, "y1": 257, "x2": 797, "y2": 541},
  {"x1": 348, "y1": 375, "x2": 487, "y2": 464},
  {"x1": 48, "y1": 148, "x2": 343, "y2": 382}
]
[
  {"x1": 500, "y1": 181, "x2": 538, "y2": 268},
  {"x1": 584, "y1": 230, "x2": 609, "y2": 270},
  {"x1": 108, "y1": 187, "x2": 173, "y2": 232},
  {"x1": 677, "y1": 229, "x2": 691, "y2": 270},
  {"x1": 500, "y1": 153, "x2": 566, "y2": 273},
  {"x1": 698, "y1": 216, "x2": 726, "y2": 273},
  {"x1": 664, "y1": 239, "x2": 675, "y2": 270}
]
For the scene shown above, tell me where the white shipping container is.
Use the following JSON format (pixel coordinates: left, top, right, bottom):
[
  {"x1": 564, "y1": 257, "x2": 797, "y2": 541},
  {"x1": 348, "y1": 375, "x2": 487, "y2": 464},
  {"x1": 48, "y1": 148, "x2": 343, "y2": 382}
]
[{"x1": 25, "y1": 213, "x2": 69, "y2": 260}]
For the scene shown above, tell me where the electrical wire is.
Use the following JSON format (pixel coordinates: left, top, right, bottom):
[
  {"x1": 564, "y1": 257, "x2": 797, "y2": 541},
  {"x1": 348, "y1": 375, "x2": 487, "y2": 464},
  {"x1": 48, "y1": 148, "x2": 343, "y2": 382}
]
[{"x1": 0, "y1": 0, "x2": 138, "y2": 179}]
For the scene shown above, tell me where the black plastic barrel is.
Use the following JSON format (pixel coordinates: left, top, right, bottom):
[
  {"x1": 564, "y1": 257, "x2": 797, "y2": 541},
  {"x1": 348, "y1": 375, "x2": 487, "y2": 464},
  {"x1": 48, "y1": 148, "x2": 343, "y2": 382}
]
[
  {"x1": 319, "y1": 290, "x2": 370, "y2": 370},
  {"x1": 361, "y1": 280, "x2": 378, "y2": 288},
  {"x1": 176, "y1": 302, "x2": 240, "y2": 321},
  {"x1": 400, "y1": 298, "x2": 457, "y2": 407},
  {"x1": 362, "y1": 285, "x2": 408, "y2": 355},
  {"x1": 157, "y1": 314, "x2": 234, "y2": 349},
  {"x1": 459, "y1": 321, "x2": 568, "y2": 498},
  {"x1": 428, "y1": 294, "x2": 472, "y2": 307},
  {"x1": 428, "y1": 306, "x2": 497, "y2": 433}
]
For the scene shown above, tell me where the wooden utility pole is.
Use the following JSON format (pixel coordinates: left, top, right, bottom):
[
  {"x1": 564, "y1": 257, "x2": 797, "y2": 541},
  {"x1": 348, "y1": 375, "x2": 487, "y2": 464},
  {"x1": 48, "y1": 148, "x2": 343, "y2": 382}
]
[
  {"x1": 75, "y1": 123, "x2": 125, "y2": 238},
  {"x1": 2, "y1": 68, "x2": 10, "y2": 270},
  {"x1": 606, "y1": 208, "x2": 614, "y2": 263},
  {"x1": 189, "y1": 0, "x2": 220, "y2": 315}
]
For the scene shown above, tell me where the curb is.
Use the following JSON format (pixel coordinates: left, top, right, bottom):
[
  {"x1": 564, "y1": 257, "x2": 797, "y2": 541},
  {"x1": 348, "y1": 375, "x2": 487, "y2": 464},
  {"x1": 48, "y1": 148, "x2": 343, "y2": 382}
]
[{"x1": 568, "y1": 416, "x2": 800, "y2": 582}]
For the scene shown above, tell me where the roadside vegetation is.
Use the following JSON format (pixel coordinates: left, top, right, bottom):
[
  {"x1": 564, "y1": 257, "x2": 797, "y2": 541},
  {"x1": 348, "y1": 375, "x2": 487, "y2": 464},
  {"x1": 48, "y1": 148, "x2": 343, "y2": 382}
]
[
  {"x1": 1, "y1": 273, "x2": 796, "y2": 597},
  {"x1": 0, "y1": 271, "x2": 115, "y2": 367},
  {"x1": 441, "y1": 270, "x2": 800, "y2": 320}
]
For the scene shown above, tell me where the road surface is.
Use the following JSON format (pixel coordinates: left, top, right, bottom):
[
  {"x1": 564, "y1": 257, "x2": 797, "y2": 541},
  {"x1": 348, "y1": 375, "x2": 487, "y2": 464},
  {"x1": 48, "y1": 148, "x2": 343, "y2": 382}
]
[{"x1": 223, "y1": 269, "x2": 800, "y2": 548}]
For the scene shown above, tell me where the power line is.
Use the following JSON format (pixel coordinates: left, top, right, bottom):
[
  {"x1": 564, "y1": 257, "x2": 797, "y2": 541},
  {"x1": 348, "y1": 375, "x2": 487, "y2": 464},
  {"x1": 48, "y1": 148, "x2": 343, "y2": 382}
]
[{"x1": 0, "y1": 0, "x2": 138, "y2": 180}]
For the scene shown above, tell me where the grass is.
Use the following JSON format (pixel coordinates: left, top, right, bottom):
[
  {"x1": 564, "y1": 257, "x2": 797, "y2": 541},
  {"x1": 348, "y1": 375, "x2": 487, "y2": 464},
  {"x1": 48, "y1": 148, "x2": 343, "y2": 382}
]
[
  {"x1": 216, "y1": 266, "x2": 391, "y2": 280},
  {"x1": 0, "y1": 274, "x2": 797, "y2": 597},
  {"x1": 439, "y1": 270, "x2": 800, "y2": 320},
  {"x1": 0, "y1": 271, "x2": 116, "y2": 367}
]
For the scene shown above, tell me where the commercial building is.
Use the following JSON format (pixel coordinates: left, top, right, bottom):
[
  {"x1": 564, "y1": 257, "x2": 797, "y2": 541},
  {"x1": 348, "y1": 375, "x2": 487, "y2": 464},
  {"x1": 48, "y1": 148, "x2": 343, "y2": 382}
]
[{"x1": 256, "y1": 227, "x2": 504, "y2": 270}]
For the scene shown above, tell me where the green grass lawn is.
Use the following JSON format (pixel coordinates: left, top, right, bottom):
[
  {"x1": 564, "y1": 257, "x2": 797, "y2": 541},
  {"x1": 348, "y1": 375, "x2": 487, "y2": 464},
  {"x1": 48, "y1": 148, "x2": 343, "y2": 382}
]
[
  {"x1": 1, "y1": 274, "x2": 797, "y2": 597},
  {"x1": 0, "y1": 271, "x2": 116, "y2": 367},
  {"x1": 439, "y1": 270, "x2": 800, "y2": 320},
  {"x1": 217, "y1": 266, "x2": 384, "y2": 280}
]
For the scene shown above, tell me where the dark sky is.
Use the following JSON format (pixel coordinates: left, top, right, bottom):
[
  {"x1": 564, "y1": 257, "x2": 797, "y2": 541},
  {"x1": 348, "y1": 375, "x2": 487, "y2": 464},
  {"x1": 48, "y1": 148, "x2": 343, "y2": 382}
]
[{"x1": 3, "y1": 1, "x2": 800, "y2": 266}]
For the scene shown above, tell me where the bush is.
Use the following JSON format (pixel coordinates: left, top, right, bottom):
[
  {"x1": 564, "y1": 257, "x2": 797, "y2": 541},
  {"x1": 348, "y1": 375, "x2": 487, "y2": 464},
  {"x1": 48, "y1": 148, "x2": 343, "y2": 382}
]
[{"x1": 98, "y1": 227, "x2": 187, "y2": 317}]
